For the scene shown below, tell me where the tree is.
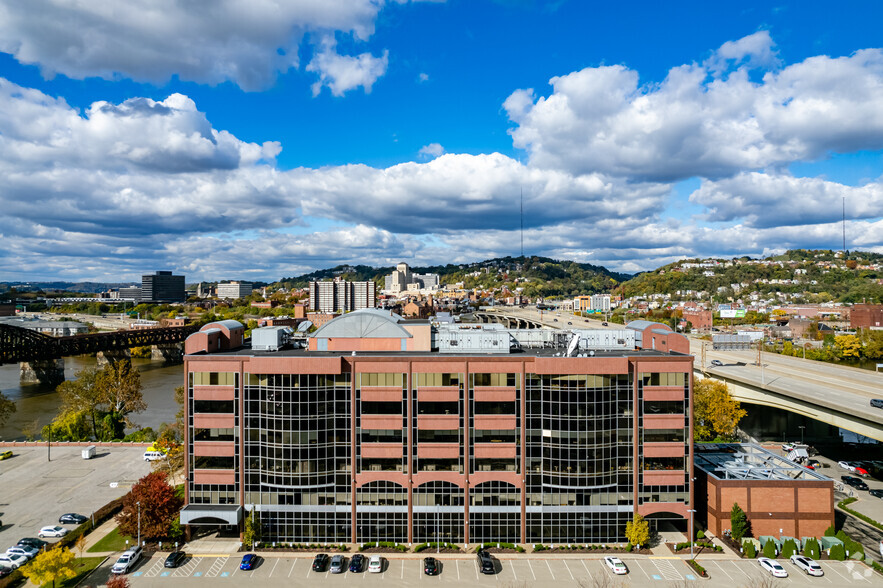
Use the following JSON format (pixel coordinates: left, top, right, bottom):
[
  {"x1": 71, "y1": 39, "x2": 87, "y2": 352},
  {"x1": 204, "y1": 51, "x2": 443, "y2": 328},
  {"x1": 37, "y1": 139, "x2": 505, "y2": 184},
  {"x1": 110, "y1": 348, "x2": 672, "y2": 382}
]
[
  {"x1": 116, "y1": 471, "x2": 183, "y2": 541},
  {"x1": 834, "y1": 335, "x2": 862, "y2": 359},
  {"x1": 780, "y1": 538, "x2": 797, "y2": 558},
  {"x1": 762, "y1": 539, "x2": 777, "y2": 558},
  {"x1": 21, "y1": 547, "x2": 77, "y2": 588},
  {"x1": 803, "y1": 537, "x2": 820, "y2": 559},
  {"x1": 75, "y1": 534, "x2": 88, "y2": 560},
  {"x1": 625, "y1": 514, "x2": 649, "y2": 548},
  {"x1": 0, "y1": 390, "x2": 16, "y2": 428},
  {"x1": 730, "y1": 503, "x2": 749, "y2": 541},
  {"x1": 56, "y1": 366, "x2": 103, "y2": 439},
  {"x1": 243, "y1": 507, "x2": 262, "y2": 549},
  {"x1": 742, "y1": 540, "x2": 756, "y2": 558},
  {"x1": 694, "y1": 379, "x2": 746, "y2": 441},
  {"x1": 106, "y1": 575, "x2": 131, "y2": 588},
  {"x1": 96, "y1": 359, "x2": 146, "y2": 429}
]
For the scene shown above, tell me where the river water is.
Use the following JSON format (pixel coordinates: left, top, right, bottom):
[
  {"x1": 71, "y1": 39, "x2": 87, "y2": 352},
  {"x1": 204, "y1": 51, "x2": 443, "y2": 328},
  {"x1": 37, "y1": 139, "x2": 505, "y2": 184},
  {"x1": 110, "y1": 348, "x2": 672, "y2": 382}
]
[{"x1": 0, "y1": 356, "x2": 184, "y2": 441}]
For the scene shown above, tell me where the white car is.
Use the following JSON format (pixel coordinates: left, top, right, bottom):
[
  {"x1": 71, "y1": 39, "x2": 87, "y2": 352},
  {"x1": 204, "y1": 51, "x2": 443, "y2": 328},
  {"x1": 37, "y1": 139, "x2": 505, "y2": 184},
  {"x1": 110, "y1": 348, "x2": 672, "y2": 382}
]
[
  {"x1": 111, "y1": 546, "x2": 143, "y2": 575},
  {"x1": 604, "y1": 556, "x2": 628, "y2": 575},
  {"x1": 790, "y1": 554, "x2": 823, "y2": 576},
  {"x1": 0, "y1": 553, "x2": 28, "y2": 569},
  {"x1": 759, "y1": 557, "x2": 788, "y2": 578},
  {"x1": 782, "y1": 442, "x2": 795, "y2": 452},
  {"x1": 839, "y1": 461, "x2": 856, "y2": 472},
  {"x1": 367, "y1": 555, "x2": 383, "y2": 573},
  {"x1": 6, "y1": 545, "x2": 38, "y2": 560},
  {"x1": 38, "y1": 525, "x2": 69, "y2": 538}
]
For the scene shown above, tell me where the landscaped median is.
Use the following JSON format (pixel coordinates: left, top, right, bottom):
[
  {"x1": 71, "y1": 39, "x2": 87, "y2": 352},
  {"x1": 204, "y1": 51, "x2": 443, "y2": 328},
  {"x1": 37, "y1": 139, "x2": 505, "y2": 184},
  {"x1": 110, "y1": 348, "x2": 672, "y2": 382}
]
[{"x1": 837, "y1": 496, "x2": 883, "y2": 532}]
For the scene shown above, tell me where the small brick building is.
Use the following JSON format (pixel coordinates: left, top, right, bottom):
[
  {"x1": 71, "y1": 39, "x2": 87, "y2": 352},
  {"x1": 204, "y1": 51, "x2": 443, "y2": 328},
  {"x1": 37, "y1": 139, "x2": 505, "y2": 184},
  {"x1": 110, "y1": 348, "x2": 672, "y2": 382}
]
[{"x1": 695, "y1": 444, "x2": 833, "y2": 540}]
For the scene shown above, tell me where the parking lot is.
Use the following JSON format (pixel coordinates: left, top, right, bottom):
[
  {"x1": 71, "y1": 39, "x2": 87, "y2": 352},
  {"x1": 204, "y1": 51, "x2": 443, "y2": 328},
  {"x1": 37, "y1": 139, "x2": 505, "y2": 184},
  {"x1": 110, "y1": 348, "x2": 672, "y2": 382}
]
[
  {"x1": 0, "y1": 445, "x2": 151, "y2": 549},
  {"x1": 86, "y1": 553, "x2": 883, "y2": 587}
]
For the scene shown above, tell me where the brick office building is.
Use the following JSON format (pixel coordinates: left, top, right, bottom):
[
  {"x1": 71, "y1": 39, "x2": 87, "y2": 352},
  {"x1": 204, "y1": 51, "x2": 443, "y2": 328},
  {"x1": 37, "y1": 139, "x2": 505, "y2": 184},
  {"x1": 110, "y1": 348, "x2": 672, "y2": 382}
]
[
  {"x1": 694, "y1": 444, "x2": 834, "y2": 539},
  {"x1": 851, "y1": 304, "x2": 883, "y2": 329},
  {"x1": 180, "y1": 310, "x2": 694, "y2": 544}
]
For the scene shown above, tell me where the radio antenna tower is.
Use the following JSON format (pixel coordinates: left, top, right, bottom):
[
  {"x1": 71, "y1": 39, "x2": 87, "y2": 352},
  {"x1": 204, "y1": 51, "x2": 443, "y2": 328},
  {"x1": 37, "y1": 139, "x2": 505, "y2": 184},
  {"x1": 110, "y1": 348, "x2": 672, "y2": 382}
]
[
  {"x1": 520, "y1": 187, "x2": 524, "y2": 258},
  {"x1": 842, "y1": 196, "x2": 846, "y2": 252}
]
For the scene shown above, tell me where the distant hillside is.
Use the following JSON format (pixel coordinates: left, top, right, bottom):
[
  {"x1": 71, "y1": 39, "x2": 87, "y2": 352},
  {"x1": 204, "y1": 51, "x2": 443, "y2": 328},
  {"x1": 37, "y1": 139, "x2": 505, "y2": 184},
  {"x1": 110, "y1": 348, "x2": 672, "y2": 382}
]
[
  {"x1": 0, "y1": 281, "x2": 135, "y2": 294},
  {"x1": 620, "y1": 249, "x2": 883, "y2": 303},
  {"x1": 277, "y1": 256, "x2": 631, "y2": 299}
]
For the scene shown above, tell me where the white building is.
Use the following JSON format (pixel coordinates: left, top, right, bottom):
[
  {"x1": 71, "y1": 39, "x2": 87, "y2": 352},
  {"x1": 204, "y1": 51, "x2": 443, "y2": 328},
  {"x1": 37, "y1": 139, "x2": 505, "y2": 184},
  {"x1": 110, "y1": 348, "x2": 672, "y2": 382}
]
[
  {"x1": 384, "y1": 262, "x2": 440, "y2": 293},
  {"x1": 590, "y1": 294, "x2": 612, "y2": 312},
  {"x1": 217, "y1": 281, "x2": 253, "y2": 300}
]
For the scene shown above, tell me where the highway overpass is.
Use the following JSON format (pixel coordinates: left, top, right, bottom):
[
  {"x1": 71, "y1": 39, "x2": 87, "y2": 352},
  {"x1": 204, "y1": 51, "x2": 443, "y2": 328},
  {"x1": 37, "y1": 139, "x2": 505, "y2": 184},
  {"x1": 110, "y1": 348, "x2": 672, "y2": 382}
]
[{"x1": 479, "y1": 307, "x2": 883, "y2": 442}]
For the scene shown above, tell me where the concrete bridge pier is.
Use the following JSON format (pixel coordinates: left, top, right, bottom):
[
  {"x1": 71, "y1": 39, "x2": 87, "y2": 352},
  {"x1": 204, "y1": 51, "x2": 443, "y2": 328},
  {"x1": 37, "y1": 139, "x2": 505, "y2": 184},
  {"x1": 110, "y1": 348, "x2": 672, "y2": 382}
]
[
  {"x1": 96, "y1": 348, "x2": 132, "y2": 367},
  {"x1": 151, "y1": 343, "x2": 184, "y2": 363},
  {"x1": 20, "y1": 358, "x2": 65, "y2": 384}
]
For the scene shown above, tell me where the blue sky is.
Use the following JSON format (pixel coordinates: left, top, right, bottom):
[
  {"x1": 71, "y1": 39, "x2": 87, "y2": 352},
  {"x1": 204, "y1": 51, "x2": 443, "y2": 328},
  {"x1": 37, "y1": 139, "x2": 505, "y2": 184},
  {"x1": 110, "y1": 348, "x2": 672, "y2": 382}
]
[{"x1": 1, "y1": 0, "x2": 882, "y2": 282}]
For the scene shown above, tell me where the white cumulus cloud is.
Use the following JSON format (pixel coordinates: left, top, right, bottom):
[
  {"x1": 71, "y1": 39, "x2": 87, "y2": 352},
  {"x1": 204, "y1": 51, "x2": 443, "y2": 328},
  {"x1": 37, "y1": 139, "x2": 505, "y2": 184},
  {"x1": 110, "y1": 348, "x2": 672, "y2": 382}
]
[{"x1": 307, "y1": 38, "x2": 389, "y2": 96}]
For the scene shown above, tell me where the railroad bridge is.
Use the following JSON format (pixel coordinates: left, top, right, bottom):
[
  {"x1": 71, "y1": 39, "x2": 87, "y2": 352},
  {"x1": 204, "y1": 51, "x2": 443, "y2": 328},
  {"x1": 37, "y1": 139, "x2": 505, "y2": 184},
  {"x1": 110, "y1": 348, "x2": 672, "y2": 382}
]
[{"x1": 0, "y1": 323, "x2": 198, "y2": 383}]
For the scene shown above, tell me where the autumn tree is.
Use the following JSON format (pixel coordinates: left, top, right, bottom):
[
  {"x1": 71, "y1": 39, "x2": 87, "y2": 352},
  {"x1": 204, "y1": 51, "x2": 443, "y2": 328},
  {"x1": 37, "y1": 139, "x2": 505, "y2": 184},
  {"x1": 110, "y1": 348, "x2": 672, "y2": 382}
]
[
  {"x1": 693, "y1": 378, "x2": 746, "y2": 441},
  {"x1": 56, "y1": 366, "x2": 103, "y2": 439},
  {"x1": 0, "y1": 390, "x2": 16, "y2": 427},
  {"x1": 116, "y1": 471, "x2": 183, "y2": 542},
  {"x1": 835, "y1": 335, "x2": 862, "y2": 360},
  {"x1": 21, "y1": 547, "x2": 77, "y2": 588},
  {"x1": 75, "y1": 534, "x2": 88, "y2": 560},
  {"x1": 243, "y1": 507, "x2": 262, "y2": 549},
  {"x1": 96, "y1": 359, "x2": 146, "y2": 436},
  {"x1": 625, "y1": 514, "x2": 649, "y2": 548}
]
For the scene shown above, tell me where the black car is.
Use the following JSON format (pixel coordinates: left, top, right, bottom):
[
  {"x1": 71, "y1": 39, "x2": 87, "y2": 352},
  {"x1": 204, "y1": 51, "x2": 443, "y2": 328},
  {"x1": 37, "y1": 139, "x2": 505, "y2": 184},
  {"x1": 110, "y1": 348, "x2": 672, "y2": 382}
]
[
  {"x1": 312, "y1": 553, "x2": 329, "y2": 572},
  {"x1": 349, "y1": 554, "x2": 364, "y2": 573},
  {"x1": 423, "y1": 557, "x2": 439, "y2": 576},
  {"x1": 477, "y1": 550, "x2": 495, "y2": 574},
  {"x1": 871, "y1": 399, "x2": 883, "y2": 409},
  {"x1": 58, "y1": 513, "x2": 88, "y2": 525},
  {"x1": 842, "y1": 475, "x2": 869, "y2": 491},
  {"x1": 164, "y1": 551, "x2": 186, "y2": 568},
  {"x1": 17, "y1": 538, "x2": 49, "y2": 550},
  {"x1": 870, "y1": 489, "x2": 883, "y2": 499},
  {"x1": 0, "y1": 567, "x2": 12, "y2": 579}
]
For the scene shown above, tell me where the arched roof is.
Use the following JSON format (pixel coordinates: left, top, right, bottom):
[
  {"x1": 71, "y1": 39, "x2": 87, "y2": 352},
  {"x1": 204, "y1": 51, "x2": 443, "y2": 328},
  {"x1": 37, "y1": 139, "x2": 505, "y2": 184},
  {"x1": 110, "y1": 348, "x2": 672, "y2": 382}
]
[
  {"x1": 312, "y1": 308, "x2": 411, "y2": 339},
  {"x1": 202, "y1": 319, "x2": 244, "y2": 332}
]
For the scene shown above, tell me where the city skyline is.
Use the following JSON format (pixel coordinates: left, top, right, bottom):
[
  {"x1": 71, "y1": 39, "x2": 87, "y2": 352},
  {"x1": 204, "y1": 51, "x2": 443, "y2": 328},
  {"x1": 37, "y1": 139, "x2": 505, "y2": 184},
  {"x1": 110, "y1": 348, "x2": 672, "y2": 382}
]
[{"x1": 1, "y1": 1, "x2": 882, "y2": 282}]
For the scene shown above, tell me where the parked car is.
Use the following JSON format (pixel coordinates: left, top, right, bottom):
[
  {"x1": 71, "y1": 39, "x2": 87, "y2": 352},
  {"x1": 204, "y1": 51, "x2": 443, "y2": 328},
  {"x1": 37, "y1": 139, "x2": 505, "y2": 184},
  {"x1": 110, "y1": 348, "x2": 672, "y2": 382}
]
[
  {"x1": 111, "y1": 546, "x2": 142, "y2": 575},
  {"x1": 329, "y1": 555, "x2": 345, "y2": 574},
  {"x1": 854, "y1": 466, "x2": 870, "y2": 476},
  {"x1": 368, "y1": 555, "x2": 383, "y2": 573},
  {"x1": 477, "y1": 550, "x2": 495, "y2": 574},
  {"x1": 839, "y1": 461, "x2": 856, "y2": 472},
  {"x1": 0, "y1": 450, "x2": 12, "y2": 460},
  {"x1": 841, "y1": 475, "x2": 869, "y2": 491},
  {"x1": 38, "y1": 526, "x2": 69, "y2": 538},
  {"x1": 164, "y1": 551, "x2": 186, "y2": 568},
  {"x1": 869, "y1": 489, "x2": 883, "y2": 499},
  {"x1": 0, "y1": 567, "x2": 11, "y2": 579},
  {"x1": 348, "y1": 553, "x2": 364, "y2": 573},
  {"x1": 58, "y1": 513, "x2": 88, "y2": 525},
  {"x1": 601, "y1": 322, "x2": 608, "y2": 326},
  {"x1": 782, "y1": 442, "x2": 796, "y2": 452},
  {"x1": 604, "y1": 556, "x2": 628, "y2": 575},
  {"x1": 239, "y1": 553, "x2": 259, "y2": 571},
  {"x1": 5, "y1": 545, "x2": 38, "y2": 560},
  {"x1": 0, "y1": 554, "x2": 27, "y2": 570},
  {"x1": 17, "y1": 538, "x2": 48, "y2": 550},
  {"x1": 807, "y1": 460, "x2": 822, "y2": 469},
  {"x1": 790, "y1": 555, "x2": 823, "y2": 576},
  {"x1": 423, "y1": 557, "x2": 440, "y2": 575},
  {"x1": 710, "y1": 360, "x2": 723, "y2": 367},
  {"x1": 759, "y1": 557, "x2": 788, "y2": 578},
  {"x1": 312, "y1": 553, "x2": 329, "y2": 572},
  {"x1": 870, "y1": 399, "x2": 883, "y2": 409}
]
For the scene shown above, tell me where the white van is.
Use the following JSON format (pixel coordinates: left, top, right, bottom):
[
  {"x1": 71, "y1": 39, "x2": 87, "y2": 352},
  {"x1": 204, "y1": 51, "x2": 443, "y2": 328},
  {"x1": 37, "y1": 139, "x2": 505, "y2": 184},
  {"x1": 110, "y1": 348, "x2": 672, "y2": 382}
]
[{"x1": 143, "y1": 451, "x2": 164, "y2": 461}]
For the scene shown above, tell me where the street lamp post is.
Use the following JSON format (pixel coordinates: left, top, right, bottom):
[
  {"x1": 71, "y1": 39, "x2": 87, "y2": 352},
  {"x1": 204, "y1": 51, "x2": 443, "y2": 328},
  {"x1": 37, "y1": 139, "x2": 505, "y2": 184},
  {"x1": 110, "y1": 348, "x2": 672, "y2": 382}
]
[
  {"x1": 799, "y1": 425, "x2": 805, "y2": 445},
  {"x1": 436, "y1": 504, "x2": 440, "y2": 553},
  {"x1": 137, "y1": 501, "x2": 141, "y2": 547},
  {"x1": 687, "y1": 509, "x2": 697, "y2": 560}
]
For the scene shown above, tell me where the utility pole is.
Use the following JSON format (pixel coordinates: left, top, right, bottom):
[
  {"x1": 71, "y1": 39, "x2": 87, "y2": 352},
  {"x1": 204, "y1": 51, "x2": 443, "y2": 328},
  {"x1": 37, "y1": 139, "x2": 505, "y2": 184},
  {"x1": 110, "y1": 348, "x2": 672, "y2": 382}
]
[
  {"x1": 842, "y1": 196, "x2": 846, "y2": 253},
  {"x1": 137, "y1": 501, "x2": 141, "y2": 547}
]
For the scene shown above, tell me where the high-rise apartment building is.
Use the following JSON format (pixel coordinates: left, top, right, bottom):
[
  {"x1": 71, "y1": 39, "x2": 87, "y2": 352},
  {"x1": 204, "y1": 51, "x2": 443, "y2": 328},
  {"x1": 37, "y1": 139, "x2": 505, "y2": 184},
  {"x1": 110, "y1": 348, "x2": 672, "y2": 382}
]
[
  {"x1": 141, "y1": 271, "x2": 185, "y2": 303},
  {"x1": 309, "y1": 279, "x2": 375, "y2": 313},
  {"x1": 384, "y1": 262, "x2": 439, "y2": 293},
  {"x1": 180, "y1": 312, "x2": 693, "y2": 544},
  {"x1": 217, "y1": 281, "x2": 253, "y2": 300}
]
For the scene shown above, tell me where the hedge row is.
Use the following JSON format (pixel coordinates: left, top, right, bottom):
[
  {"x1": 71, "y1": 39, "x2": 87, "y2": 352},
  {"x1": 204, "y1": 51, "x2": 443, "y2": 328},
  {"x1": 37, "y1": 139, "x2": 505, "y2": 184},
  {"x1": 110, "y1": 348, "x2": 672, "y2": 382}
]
[{"x1": 838, "y1": 498, "x2": 883, "y2": 533}]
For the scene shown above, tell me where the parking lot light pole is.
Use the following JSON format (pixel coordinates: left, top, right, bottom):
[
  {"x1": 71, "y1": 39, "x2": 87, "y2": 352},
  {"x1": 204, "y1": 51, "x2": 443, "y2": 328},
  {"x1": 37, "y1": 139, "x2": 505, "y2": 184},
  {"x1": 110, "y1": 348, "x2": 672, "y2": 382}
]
[
  {"x1": 137, "y1": 501, "x2": 141, "y2": 547},
  {"x1": 687, "y1": 509, "x2": 697, "y2": 560},
  {"x1": 799, "y1": 425, "x2": 805, "y2": 445}
]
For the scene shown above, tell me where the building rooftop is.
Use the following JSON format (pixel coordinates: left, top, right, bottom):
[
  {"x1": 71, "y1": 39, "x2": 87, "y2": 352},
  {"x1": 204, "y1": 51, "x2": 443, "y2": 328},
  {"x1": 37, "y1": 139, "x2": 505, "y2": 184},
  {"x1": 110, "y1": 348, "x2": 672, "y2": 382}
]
[{"x1": 694, "y1": 443, "x2": 830, "y2": 482}]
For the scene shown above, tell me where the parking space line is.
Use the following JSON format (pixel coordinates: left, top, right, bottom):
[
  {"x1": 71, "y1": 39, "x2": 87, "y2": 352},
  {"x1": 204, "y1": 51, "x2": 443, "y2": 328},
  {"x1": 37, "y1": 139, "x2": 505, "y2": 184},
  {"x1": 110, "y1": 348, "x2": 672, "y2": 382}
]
[
  {"x1": 730, "y1": 560, "x2": 752, "y2": 578},
  {"x1": 824, "y1": 562, "x2": 851, "y2": 584},
  {"x1": 205, "y1": 556, "x2": 227, "y2": 578},
  {"x1": 456, "y1": 559, "x2": 460, "y2": 580},
  {"x1": 173, "y1": 556, "x2": 202, "y2": 577},
  {"x1": 562, "y1": 559, "x2": 574, "y2": 580},
  {"x1": 545, "y1": 559, "x2": 556, "y2": 580},
  {"x1": 633, "y1": 560, "x2": 652, "y2": 580},
  {"x1": 709, "y1": 560, "x2": 733, "y2": 580},
  {"x1": 843, "y1": 561, "x2": 872, "y2": 583},
  {"x1": 527, "y1": 559, "x2": 536, "y2": 580},
  {"x1": 580, "y1": 559, "x2": 593, "y2": 583},
  {"x1": 288, "y1": 559, "x2": 297, "y2": 577},
  {"x1": 269, "y1": 558, "x2": 279, "y2": 577},
  {"x1": 144, "y1": 558, "x2": 164, "y2": 577},
  {"x1": 400, "y1": 558, "x2": 404, "y2": 579},
  {"x1": 473, "y1": 558, "x2": 479, "y2": 579},
  {"x1": 510, "y1": 560, "x2": 517, "y2": 580}
]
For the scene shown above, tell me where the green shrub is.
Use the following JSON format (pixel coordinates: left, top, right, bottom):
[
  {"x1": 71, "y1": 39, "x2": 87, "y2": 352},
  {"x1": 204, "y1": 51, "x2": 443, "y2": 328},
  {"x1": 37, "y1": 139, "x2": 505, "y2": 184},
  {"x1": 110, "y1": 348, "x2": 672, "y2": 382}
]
[
  {"x1": 781, "y1": 539, "x2": 797, "y2": 558},
  {"x1": 829, "y1": 544, "x2": 846, "y2": 561},
  {"x1": 824, "y1": 524, "x2": 836, "y2": 537},
  {"x1": 730, "y1": 503, "x2": 750, "y2": 541},
  {"x1": 625, "y1": 543, "x2": 633, "y2": 552},
  {"x1": 687, "y1": 559, "x2": 706, "y2": 576},
  {"x1": 696, "y1": 530, "x2": 705, "y2": 540},
  {"x1": 743, "y1": 540, "x2": 756, "y2": 558},
  {"x1": 804, "y1": 538, "x2": 820, "y2": 559},
  {"x1": 762, "y1": 540, "x2": 777, "y2": 558},
  {"x1": 534, "y1": 544, "x2": 547, "y2": 552}
]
